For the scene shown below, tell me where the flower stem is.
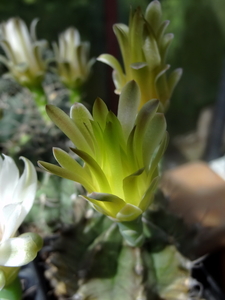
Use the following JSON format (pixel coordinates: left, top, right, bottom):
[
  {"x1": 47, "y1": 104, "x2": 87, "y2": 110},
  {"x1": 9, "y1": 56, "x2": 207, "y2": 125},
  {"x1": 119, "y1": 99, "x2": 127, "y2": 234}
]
[
  {"x1": 0, "y1": 276, "x2": 22, "y2": 300},
  {"x1": 29, "y1": 85, "x2": 49, "y2": 124}
]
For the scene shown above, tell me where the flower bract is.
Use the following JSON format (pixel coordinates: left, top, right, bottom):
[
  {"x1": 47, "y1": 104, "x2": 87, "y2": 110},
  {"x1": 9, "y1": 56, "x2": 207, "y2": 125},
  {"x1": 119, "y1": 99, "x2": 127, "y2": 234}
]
[{"x1": 39, "y1": 80, "x2": 167, "y2": 222}]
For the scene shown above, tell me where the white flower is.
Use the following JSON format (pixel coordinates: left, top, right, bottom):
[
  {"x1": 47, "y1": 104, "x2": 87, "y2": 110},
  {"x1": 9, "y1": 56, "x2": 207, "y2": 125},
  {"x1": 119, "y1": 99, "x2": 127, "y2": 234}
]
[
  {"x1": 0, "y1": 18, "x2": 47, "y2": 88},
  {"x1": 53, "y1": 27, "x2": 95, "y2": 89},
  {"x1": 0, "y1": 155, "x2": 42, "y2": 269}
]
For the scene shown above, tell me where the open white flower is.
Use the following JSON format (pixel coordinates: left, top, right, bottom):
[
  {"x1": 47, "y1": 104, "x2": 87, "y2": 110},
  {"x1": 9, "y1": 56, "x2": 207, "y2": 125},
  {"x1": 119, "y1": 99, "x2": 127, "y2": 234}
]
[{"x1": 0, "y1": 155, "x2": 42, "y2": 268}]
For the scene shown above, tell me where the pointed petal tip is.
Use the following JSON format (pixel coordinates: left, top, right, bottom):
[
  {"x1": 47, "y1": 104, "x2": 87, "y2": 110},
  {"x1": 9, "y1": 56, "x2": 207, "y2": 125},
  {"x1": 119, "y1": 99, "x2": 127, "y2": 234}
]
[
  {"x1": 45, "y1": 104, "x2": 53, "y2": 114},
  {"x1": 52, "y1": 147, "x2": 63, "y2": 154},
  {"x1": 37, "y1": 160, "x2": 46, "y2": 169},
  {"x1": 96, "y1": 53, "x2": 108, "y2": 61},
  {"x1": 176, "y1": 68, "x2": 183, "y2": 75}
]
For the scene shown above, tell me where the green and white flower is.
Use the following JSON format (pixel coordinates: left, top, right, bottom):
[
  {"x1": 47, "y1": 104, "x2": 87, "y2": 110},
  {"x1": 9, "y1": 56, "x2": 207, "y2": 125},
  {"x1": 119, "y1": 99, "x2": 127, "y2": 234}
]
[
  {"x1": 53, "y1": 27, "x2": 95, "y2": 91},
  {"x1": 0, "y1": 18, "x2": 47, "y2": 89}
]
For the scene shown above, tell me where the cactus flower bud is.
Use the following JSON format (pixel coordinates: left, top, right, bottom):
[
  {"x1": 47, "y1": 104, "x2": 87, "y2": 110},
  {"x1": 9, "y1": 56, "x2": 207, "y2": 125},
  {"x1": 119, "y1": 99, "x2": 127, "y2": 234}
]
[{"x1": 98, "y1": 0, "x2": 182, "y2": 110}]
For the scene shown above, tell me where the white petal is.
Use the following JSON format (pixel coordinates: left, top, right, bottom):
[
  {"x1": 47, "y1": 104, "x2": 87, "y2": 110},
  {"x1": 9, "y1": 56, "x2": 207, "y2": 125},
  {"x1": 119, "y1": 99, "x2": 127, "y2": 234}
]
[
  {"x1": 11, "y1": 157, "x2": 37, "y2": 231},
  {"x1": 0, "y1": 156, "x2": 37, "y2": 242},
  {"x1": 0, "y1": 233, "x2": 42, "y2": 267},
  {"x1": 0, "y1": 155, "x2": 19, "y2": 206},
  {"x1": 4, "y1": 19, "x2": 29, "y2": 63},
  {"x1": 1, "y1": 204, "x2": 21, "y2": 242}
]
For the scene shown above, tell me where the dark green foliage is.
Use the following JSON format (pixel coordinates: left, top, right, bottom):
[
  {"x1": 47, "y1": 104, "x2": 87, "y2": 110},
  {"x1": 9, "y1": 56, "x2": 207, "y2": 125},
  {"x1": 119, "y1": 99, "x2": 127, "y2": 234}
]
[{"x1": 165, "y1": 0, "x2": 225, "y2": 135}]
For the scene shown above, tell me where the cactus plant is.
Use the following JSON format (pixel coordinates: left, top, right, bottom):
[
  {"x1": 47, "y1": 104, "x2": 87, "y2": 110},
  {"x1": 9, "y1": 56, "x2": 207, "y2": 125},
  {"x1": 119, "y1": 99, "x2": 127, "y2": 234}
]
[
  {"x1": 39, "y1": 80, "x2": 202, "y2": 299},
  {"x1": 27, "y1": 1, "x2": 204, "y2": 299}
]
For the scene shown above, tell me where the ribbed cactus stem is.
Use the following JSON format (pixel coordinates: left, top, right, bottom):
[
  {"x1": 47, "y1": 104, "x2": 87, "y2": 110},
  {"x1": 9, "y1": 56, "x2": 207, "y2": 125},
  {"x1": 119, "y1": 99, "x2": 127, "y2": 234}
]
[{"x1": 117, "y1": 216, "x2": 144, "y2": 247}]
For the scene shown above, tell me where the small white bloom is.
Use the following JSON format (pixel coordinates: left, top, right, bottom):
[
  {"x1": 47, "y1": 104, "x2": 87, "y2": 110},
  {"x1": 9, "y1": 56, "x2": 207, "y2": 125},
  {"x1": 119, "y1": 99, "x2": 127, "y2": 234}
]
[
  {"x1": 0, "y1": 18, "x2": 47, "y2": 88},
  {"x1": 53, "y1": 27, "x2": 95, "y2": 89},
  {"x1": 0, "y1": 155, "x2": 41, "y2": 267}
]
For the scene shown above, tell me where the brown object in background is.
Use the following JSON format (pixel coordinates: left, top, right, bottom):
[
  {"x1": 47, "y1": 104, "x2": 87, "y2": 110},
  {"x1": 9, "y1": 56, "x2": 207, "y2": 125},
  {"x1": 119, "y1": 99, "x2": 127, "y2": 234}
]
[{"x1": 160, "y1": 162, "x2": 225, "y2": 254}]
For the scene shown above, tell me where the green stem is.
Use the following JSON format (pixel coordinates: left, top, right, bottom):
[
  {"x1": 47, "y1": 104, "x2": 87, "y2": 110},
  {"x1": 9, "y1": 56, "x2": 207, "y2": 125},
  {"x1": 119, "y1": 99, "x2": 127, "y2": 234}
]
[
  {"x1": 117, "y1": 216, "x2": 144, "y2": 247},
  {"x1": 29, "y1": 85, "x2": 49, "y2": 124},
  {"x1": 0, "y1": 276, "x2": 22, "y2": 300}
]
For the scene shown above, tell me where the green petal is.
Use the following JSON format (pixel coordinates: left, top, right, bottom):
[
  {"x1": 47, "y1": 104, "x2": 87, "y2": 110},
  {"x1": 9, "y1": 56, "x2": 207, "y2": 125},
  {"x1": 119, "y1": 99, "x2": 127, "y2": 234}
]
[
  {"x1": 142, "y1": 113, "x2": 166, "y2": 168},
  {"x1": 89, "y1": 119, "x2": 105, "y2": 162},
  {"x1": 126, "y1": 127, "x2": 138, "y2": 170},
  {"x1": 143, "y1": 35, "x2": 161, "y2": 70},
  {"x1": 97, "y1": 54, "x2": 125, "y2": 86},
  {"x1": 53, "y1": 147, "x2": 92, "y2": 181},
  {"x1": 92, "y1": 97, "x2": 108, "y2": 129},
  {"x1": 102, "y1": 112, "x2": 127, "y2": 194},
  {"x1": 33, "y1": 44, "x2": 45, "y2": 70},
  {"x1": 134, "y1": 99, "x2": 159, "y2": 164},
  {"x1": 130, "y1": 62, "x2": 155, "y2": 107},
  {"x1": 139, "y1": 176, "x2": 159, "y2": 212},
  {"x1": 116, "y1": 203, "x2": 142, "y2": 222},
  {"x1": 157, "y1": 20, "x2": 170, "y2": 41},
  {"x1": 145, "y1": 0, "x2": 162, "y2": 34},
  {"x1": 117, "y1": 80, "x2": 140, "y2": 139},
  {"x1": 112, "y1": 69, "x2": 124, "y2": 93},
  {"x1": 168, "y1": 68, "x2": 183, "y2": 97},
  {"x1": 160, "y1": 33, "x2": 174, "y2": 63},
  {"x1": 155, "y1": 64, "x2": 170, "y2": 106},
  {"x1": 105, "y1": 111, "x2": 126, "y2": 149},
  {"x1": 46, "y1": 105, "x2": 93, "y2": 155},
  {"x1": 30, "y1": 18, "x2": 39, "y2": 41},
  {"x1": 38, "y1": 160, "x2": 94, "y2": 192},
  {"x1": 123, "y1": 168, "x2": 144, "y2": 206},
  {"x1": 129, "y1": 8, "x2": 145, "y2": 63},
  {"x1": 71, "y1": 148, "x2": 111, "y2": 193},
  {"x1": 148, "y1": 131, "x2": 168, "y2": 177},
  {"x1": 70, "y1": 103, "x2": 95, "y2": 152},
  {"x1": 82, "y1": 192, "x2": 126, "y2": 219},
  {"x1": 70, "y1": 102, "x2": 93, "y2": 123},
  {"x1": 113, "y1": 24, "x2": 130, "y2": 77}
]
